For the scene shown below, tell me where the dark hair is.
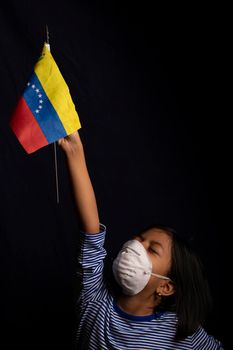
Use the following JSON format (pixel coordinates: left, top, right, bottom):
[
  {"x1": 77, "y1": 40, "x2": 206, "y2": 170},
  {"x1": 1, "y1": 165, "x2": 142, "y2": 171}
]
[{"x1": 145, "y1": 225, "x2": 212, "y2": 340}]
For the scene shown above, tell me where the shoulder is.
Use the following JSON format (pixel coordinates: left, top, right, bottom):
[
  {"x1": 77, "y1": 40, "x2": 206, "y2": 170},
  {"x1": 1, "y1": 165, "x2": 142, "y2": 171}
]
[{"x1": 189, "y1": 326, "x2": 224, "y2": 349}]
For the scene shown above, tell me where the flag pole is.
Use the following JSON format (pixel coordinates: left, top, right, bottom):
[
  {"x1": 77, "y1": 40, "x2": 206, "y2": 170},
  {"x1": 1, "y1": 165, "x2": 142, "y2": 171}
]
[
  {"x1": 46, "y1": 24, "x2": 50, "y2": 47},
  {"x1": 46, "y1": 24, "x2": 60, "y2": 204}
]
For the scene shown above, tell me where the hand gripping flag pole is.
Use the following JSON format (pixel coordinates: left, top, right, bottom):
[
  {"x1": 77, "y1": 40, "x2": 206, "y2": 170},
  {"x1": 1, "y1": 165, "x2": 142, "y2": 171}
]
[{"x1": 9, "y1": 26, "x2": 82, "y2": 203}]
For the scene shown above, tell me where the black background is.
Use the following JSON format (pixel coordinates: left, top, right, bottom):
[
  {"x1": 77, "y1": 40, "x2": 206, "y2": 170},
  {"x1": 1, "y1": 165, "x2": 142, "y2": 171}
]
[{"x1": 0, "y1": 1, "x2": 229, "y2": 349}]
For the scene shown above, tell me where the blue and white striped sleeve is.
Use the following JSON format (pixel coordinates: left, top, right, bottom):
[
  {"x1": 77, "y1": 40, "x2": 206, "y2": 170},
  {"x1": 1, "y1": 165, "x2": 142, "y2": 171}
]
[
  {"x1": 191, "y1": 327, "x2": 224, "y2": 349},
  {"x1": 76, "y1": 224, "x2": 108, "y2": 303}
]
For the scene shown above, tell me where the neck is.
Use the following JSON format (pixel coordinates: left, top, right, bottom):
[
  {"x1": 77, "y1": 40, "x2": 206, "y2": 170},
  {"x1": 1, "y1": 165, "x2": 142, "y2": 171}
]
[{"x1": 117, "y1": 292, "x2": 161, "y2": 316}]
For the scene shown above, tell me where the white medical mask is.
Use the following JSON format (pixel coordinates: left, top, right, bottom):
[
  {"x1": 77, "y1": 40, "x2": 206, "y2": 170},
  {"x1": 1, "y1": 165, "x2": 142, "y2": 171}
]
[{"x1": 112, "y1": 239, "x2": 170, "y2": 296}]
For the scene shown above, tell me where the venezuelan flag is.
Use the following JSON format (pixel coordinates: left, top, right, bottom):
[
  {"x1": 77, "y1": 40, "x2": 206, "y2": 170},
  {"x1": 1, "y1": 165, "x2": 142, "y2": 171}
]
[{"x1": 10, "y1": 42, "x2": 81, "y2": 154}]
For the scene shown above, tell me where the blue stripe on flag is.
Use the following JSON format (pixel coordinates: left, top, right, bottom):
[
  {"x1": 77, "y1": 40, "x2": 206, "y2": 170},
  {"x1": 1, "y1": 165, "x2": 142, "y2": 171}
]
[{"x1": 23, "y1": 72, "x2": 67, "y2": 143}]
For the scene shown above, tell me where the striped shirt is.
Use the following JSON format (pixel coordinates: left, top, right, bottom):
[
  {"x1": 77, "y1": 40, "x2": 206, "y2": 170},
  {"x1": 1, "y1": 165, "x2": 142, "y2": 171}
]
[{"x1": 76, "y1": 227, "x2": 224, "y2": 349}]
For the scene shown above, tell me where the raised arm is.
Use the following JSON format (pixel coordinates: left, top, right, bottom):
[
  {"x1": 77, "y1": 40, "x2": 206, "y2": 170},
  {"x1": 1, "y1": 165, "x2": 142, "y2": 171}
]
[{"x1": 58, "y1": 131, "x2": 100, "y2": 233}]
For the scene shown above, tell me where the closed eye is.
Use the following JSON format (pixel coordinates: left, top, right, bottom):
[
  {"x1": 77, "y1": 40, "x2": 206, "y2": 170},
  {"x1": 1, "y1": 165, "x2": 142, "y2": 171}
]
[{"x1": 149, "y1": 247, "x2": 157, "y2": 255}]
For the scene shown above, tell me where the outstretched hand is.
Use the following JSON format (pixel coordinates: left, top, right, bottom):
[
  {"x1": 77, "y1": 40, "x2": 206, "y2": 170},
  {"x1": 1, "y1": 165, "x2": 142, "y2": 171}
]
[{"x1": 58, "y1": 131, "x2": 83, "y2": 156}]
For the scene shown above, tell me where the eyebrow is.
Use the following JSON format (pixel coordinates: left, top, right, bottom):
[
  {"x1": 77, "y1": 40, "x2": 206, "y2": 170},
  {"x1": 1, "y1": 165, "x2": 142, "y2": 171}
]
[{"x1": 138, "y1": 234, "x2": 164, "y2": 250}]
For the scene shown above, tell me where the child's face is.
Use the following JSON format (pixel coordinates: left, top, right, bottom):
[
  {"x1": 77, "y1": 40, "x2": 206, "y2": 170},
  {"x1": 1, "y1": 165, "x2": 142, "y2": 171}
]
[{"x1": 134, "y1": 228, "x2": 173, "y2": 295}]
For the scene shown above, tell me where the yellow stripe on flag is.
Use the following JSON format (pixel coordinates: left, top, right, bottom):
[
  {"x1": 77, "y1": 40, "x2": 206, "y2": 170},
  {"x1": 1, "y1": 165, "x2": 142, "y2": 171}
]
[{"x1": 34, "y1": 43, "x2": 81, "y2": 134}]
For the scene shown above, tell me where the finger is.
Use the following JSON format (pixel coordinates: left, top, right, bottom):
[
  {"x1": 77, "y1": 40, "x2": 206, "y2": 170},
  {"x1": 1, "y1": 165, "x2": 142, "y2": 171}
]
[{"x1": 58, "y1": 138, "x2": 64, "y2": 145}]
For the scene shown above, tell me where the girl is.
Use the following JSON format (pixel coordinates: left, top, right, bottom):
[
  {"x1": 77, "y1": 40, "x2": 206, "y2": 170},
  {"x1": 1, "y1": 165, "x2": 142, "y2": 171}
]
[{"x1": 59, "y1": 131, "x2": 224, "y2": 349}]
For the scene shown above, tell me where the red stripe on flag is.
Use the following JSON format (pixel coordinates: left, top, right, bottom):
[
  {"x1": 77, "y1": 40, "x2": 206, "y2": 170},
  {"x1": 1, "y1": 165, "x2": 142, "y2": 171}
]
[{"x1": 10, "y1": 96, "x2": 49, "y2": 153}]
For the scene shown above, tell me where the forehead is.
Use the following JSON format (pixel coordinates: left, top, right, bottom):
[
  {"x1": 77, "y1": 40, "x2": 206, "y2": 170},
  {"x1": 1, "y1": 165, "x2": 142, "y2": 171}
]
[{"x1": 142, "y1": 228, "x2": 172, "y2": 250}]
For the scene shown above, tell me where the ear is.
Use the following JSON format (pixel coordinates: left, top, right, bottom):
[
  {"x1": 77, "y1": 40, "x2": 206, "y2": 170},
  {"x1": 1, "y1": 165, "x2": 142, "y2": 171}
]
[{"x1": 157, "y1": 280, "x2": 175, "y2": 297}]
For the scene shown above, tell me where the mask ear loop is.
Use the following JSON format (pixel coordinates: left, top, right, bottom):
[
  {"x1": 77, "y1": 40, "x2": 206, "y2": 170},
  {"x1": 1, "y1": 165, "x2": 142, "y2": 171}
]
[
  {"x1": 150, "y1": 272, "x2": 172, "y2": 281},
  {"x1": 151, "y1": 272, "x2": 170, "y2": 280}
]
